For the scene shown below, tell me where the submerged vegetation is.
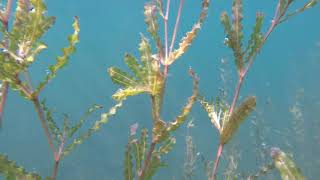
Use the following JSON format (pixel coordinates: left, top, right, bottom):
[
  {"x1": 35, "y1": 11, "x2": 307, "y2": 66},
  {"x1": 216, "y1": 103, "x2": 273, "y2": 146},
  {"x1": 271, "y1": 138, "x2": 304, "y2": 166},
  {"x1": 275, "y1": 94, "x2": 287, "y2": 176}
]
[{"x1": 0, "y1": 0, "x2": 319, "y2": 179}]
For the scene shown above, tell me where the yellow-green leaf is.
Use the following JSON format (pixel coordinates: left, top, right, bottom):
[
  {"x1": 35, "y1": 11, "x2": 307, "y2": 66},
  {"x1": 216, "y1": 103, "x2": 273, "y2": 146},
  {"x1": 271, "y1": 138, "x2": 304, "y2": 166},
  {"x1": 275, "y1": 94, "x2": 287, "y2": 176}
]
[
  {"x1": 112, "y1": 86, "x2": 149, "y2": 101},
  {"x1": 167, "y1": 69, "x2": 199, "y2": 132},
  {"x1": 271, "y1": 147, "x2": 305, "y2": 180},
  {"x1": 35, "y1": 17, "x2": 79, "y2": 95},
  {"x1": 108, "y1": 67, "x2": 138, "y2": 88},
  {"x1": 166, "y1": 0, "x2": 209, "y2": 65},
  {"x1": 0, "y1": 154, "x2": 43, "y2": 180},
  {"x1": 220, "y1": 96, "x2": 256, "y2": 144}
]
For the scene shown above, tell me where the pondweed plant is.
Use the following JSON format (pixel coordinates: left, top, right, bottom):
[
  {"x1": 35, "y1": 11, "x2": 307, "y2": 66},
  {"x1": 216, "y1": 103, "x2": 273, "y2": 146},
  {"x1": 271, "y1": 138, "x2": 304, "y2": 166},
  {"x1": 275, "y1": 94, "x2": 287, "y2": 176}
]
[
  {"x1": 108, "y1": 0, "x2": 209, "y2": 179},
  {"x1": 0, "y1": 0, "x2": 123, "y2": 179},
  {"x1": 197, "y1": 0, "x2": 318, "y2": 179},
  {"x1": 0, "y1": 0, "x2": 318, "y2": 180}
]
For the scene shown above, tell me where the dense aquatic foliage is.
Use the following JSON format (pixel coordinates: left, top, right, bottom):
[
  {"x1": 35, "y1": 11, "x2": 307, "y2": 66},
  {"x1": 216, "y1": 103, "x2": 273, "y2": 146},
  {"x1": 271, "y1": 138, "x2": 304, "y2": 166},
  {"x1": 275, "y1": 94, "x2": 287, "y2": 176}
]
[{"x1": 0, "y1": 0, "x2": 318, "y2": 179}]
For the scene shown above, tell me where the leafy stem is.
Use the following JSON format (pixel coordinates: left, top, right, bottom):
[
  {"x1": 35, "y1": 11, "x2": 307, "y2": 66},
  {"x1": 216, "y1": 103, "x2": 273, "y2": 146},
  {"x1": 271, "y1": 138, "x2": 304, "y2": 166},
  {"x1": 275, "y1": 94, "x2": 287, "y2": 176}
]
[
  {"x1": 139, "y1": 141, "x2": 156, "y2": 180},
  {"x1": 0, "y1": 0, "x2": 13, "y2": 127},
  {"x1": 211, "y1": 0, "x2": 294, "y2": 178}
]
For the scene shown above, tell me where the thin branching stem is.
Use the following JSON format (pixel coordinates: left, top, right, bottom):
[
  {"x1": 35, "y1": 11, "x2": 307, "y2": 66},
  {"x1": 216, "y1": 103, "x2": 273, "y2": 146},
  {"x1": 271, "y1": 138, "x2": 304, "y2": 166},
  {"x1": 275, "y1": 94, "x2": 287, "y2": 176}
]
[
  {"x1": 164, "y1": 0, "x2": 171, "y2": 60},
  {"x1": 169, "y1": 0, "x2": 184, "y2": 55},
  {"x1": 32, "y1": 96, "x2": 57, "y2": 156},
  {"x1": 52, "y1": 132, "x2": 66, "y2": 180},
  {"x1": 163, "y1": 0, "x2": 171, "y2": 77}
]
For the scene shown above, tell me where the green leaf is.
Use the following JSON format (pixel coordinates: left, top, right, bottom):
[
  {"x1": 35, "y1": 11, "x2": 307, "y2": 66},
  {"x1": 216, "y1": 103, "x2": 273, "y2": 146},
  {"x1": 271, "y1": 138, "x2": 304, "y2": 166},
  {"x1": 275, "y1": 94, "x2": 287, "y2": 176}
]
[
  {"x1": 159, "y1": 137, "x2": 176, "y2": 154},
  {"x1": 152, "y1": 120, "x2": 169, "y2": 143},
  {"x1": 143, "y1": 2, "x2": 164, "y2": 60},
  {"x1": 108, "y1": 36, "x2": 164, "y2": 101},
  {"x1": 198, "y1": 95, "x2": 230, "y2": 132},
  {"x1": 9, "y1": 0, "x2": 55, "y2": 67},
  {"x1": 271, "y1": 147, "x2": 305, "y2": 180},
  {"x1": 220, "y1": 12, "x2": 233, "y2": 47},
  {"x1": 0, "y1": 154, "x2": 43, "y2": 180},
  {"x1": 35, "y1": 17, "x2": 79, "y2": 95},
  {"x1": 144, "y1": 153, "x2": 166, "y2": 180},
  {"x1": 124, "y1": 143, "x2": 134, "y2": 180},
  {"x1": 112, "y1": 86, "x2": 149, "y2": 101},
  {"x1": 220, "y1": 96, "x2": 256, "y2": 144},
  {"x1": 167, "y1": 69, "x2": 199, "y2": 132},
  {"x1": 41, "y1": 100, "x2": 62, "y2": 142},
  {"x1": 231, "y1": 0, "x2": 244, "y2": 70},
  {"x1": 245, "y1": 13, "x2": 264, "y2": 62},
  {"x1": 63, "y1": 101, "x2": 123, "y2": 158},
  {"x1": 124, "y1": 53, "x2": 144, "y2": 81},
  {"x1": 280, "y1": 0, "x2": 319, "y2": 23},
  {"x1": 68, "y1": 104, "x2": 103, "y2": 138},
  {"x1": 144, "y1": 3, "x2": 160, "y2": 42},
  {"x1": 108, "y1": 67, "x2": 138, "y2": 88},
  {"x1": 139, "y1": 128, "x2": 148, "y2": 163},
  {"x1": 132, "y1": 128, "x2": 149, "y2": 173},
  {"x1": 166, "y1": 0, "x2": 210, "y2": 65}
]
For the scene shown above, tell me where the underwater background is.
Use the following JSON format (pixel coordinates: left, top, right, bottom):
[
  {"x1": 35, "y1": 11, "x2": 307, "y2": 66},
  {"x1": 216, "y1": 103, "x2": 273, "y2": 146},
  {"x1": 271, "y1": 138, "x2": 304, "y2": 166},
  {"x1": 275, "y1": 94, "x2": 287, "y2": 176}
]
[{"x1": 0, "y1": 0, "x2": 320, "y2": 179}]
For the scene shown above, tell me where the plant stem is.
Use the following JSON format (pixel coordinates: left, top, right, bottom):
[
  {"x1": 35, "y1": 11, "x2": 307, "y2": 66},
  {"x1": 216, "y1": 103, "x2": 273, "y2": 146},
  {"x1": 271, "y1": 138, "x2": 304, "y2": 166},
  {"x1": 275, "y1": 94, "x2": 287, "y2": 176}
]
[
  {"x1": 169, "y1": 0, "x2": 184, "y2": 55},
  {"x1": 139, "y1": 142, "x2": 156, "y2": 180},
  {"x1": 52, "y1": 132, "x2": 66, "y2": 180},
  {"x1": 0, "y1": 82, "x2": 9, "y2": 127},
  {"x1": 164, "y1": 0, "x2": 171, "y2": 60},
  {"x1": 3, "y1": 0, "x2": 12, "y2": 26},
  {"x1": 210, "y1": 143, "x2": 223, "y2": 180},
  {"x1": 211, "y1": 74, "x2": 244, "y2": 179},
  {"x1": 52, "y1": 160, "x2": 60, "y2": 180},
  {"x1": 0, "y1": 0, "x2": 13, "y2": 128},
  {"x1": 32, "y1": 96, "x2": 56, "y2": 156}
]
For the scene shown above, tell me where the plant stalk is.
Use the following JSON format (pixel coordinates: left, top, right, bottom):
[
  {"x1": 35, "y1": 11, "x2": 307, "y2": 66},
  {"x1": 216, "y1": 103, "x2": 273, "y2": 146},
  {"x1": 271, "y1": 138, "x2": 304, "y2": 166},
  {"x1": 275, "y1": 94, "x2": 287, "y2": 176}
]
[
  {"x1": 0, "y1": 0, "x2": 13, "y2": 127},
  {"x1": 52, "y1": 160, "x2": 60, "y2": 180},
  {"x1": 32, "y1": 96, "x2": 56, "y2": 156},
  {"x1": 169, "y1": 0, "x2": 184, "y2": 55},
  {"x1": 164, "y1": 0, "x2": 171, "y2": 60},
  {"x1": 211, "y1": 74, "x2": 244, "y2": 179},
  {"x1": 139, "y1": 142, "x2": 156, "y2": 180},
  {"x1": 0, "y1": 82, "x2": 9, "y2": 127}
]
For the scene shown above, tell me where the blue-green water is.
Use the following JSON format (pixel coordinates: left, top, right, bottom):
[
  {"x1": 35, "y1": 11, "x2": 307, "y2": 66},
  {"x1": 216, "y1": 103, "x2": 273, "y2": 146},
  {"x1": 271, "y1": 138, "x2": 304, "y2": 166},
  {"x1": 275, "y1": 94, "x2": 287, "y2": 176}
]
[{"x1": 1, "y1": 0, "x2": 320, "y2": 179}]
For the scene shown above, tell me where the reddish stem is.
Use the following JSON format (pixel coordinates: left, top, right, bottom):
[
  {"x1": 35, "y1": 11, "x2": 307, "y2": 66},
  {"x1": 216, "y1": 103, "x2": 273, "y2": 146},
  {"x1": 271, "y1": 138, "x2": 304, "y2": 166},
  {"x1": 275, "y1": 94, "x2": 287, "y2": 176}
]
[
  {"x1": 139, "y1": 142, "x2": 156, "y2": 180},
  {"x1": 164, "y1": 0, "x2": 171, "y2": 60},
  {"x1": 32, "y1": 97, "x2": 56, "y2": 156},
  {"x1": 0, "y1": 0, "x2": 13, "y2": 127},
  {"x1": 52, "y1": 132, "x2": 66, "y2": 180},
  {"x1": 169, "y1": 0, "x2": 184, "y2": 54},
  {"x1": 0, "y1": 82, "x2": 9, "y2": 127},
  {"x1": 210, "y1": 144, "x2": 223, "y2": 180},
  {"x1": 211, "y1": 74, "x2": 244, "y2": 178}
]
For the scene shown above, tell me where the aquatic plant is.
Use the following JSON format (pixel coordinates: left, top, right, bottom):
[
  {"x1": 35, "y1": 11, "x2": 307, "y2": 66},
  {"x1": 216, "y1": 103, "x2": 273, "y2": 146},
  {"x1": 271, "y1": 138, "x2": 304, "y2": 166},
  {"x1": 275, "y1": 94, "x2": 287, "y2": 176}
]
[
  {"x1": 108, "y1": 0, "x2": 209, "y2": 178},
  {"x1": 198, "y1": 0, "x2": 318, "y2": 179},
  {"x1": 0, "y1": 0, "x2": 124, "y2": 179},
  {"x1": 0, "y1": 0, "x2": 318, "y2": 179}
]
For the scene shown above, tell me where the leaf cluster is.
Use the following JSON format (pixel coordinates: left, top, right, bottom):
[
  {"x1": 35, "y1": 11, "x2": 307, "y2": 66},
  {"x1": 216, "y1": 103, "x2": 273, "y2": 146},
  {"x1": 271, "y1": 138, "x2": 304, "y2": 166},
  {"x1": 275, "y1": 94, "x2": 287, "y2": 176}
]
[
  {"x1": 41, "y1": 100, "x2": 123, "y2": 158},
  {"x1": 199, "y1": 96, "x2": 256, "y2": 145},
  {"x1": 271, "y1": 147, "x2": 305, "y2": 180},
  {"x1": 0, "y1": 0, "x2": 79, "y2": 99},
  {"x1": 221, "y1": 0, "x2": 318, "y2": 74},
  {"x1": 0, "y1": 154, "x2": 50, "y2": 180},
  {"x1": 124, "y1": 128, "x2": 176, "y2": 180}
]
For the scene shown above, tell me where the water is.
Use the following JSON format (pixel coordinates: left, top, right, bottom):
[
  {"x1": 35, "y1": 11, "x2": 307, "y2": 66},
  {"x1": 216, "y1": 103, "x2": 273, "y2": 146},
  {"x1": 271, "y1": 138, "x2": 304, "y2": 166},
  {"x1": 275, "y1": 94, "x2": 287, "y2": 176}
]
[{"x1": 0, "y1": 0, "x2": 320, "y2": 179}]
